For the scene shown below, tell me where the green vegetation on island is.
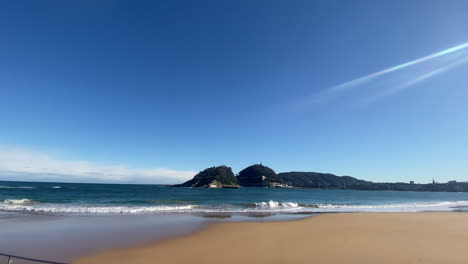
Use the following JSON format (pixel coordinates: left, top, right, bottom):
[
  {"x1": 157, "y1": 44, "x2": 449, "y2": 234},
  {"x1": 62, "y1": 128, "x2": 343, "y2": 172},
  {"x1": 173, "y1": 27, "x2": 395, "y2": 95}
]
[
  {"x1": 278, "y1": 172, "x2": 468, "y2": 192},
  {"x1": 278, "y1": 172, "x2": 369, "y2": 189},
  {"x1": 174, "y1": 166, "x2": 238, "y2": 188},
  {"x1": 236, "y1": 164, "x2": 282, "y2": 187}
]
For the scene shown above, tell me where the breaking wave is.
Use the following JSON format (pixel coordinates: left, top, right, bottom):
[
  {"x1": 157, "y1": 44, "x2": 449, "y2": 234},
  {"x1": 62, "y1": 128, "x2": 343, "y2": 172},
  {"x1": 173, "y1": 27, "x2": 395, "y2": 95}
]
[
  {"x1": 243, "y1": 200, "x2": 468, "y2": 213},
  {"x1": 305, "y1": 201, "x2": 468, "y2": 212},
  {"x1": 252, "y1": 201, "x2": 299, "y2": 210},
  {"x1": 0, "y1": 199, "x2": 194, "y2": 214},
  {"x1": 1, "y1": 199, "x2": 467, "y2": 215},
  {"x1": 2, "y1": 199, "x2": 39, "y2": 205}
]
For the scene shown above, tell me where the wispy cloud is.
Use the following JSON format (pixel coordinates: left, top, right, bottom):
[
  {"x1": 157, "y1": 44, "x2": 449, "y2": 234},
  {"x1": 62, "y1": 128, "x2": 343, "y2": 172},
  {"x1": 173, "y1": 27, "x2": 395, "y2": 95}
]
[
  {"x1": 0, "y1": 147, "x2": 196, "y2": 184},
  {"x1": 297, "y1": 41, "x2": 468, "y2": 107}
]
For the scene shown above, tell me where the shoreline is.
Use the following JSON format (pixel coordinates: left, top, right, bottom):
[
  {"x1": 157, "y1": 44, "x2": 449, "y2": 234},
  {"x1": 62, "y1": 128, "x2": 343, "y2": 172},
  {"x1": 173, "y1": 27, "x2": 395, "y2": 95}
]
[
  {"x1": 0, "y1": 210, "x2": 307, "y2": 262},
  {"x1": 75, "y1": 212, "x2": 468, "y2": 264}
]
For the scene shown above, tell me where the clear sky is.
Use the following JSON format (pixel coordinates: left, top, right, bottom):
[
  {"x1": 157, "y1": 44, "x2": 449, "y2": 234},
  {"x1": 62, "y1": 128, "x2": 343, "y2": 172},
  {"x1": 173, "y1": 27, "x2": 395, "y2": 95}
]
[{"x1": 1, "y1": 0, "x2": 468, "y2": 184}]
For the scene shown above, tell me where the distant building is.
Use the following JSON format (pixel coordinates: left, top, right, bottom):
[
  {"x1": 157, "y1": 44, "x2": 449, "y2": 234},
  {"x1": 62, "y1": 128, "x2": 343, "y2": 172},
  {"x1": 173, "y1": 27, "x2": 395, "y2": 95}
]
[
  {"x1": 270, "y1": 182, "x2": 292, "y2": 188},
  {"x1": 410, "y1": 181, "x2": 414, "y2": 184}
]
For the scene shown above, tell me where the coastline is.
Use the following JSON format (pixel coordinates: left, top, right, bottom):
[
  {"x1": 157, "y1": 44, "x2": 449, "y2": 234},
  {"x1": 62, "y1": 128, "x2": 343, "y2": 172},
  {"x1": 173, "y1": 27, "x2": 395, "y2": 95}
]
[
  {"x1": 75, "y1": 212, "x2": 468, "y2": 264},
  {"x1": 0, "y1": 211, "x2": 306, "y2": 262}
]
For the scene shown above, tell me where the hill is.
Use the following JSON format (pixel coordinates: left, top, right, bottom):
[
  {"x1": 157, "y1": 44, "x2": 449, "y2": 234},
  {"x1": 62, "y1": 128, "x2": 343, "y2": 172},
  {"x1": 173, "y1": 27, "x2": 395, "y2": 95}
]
[
  {"x1": 278, "y1": 172, "x2": 369, "y2": 189},
  {"x1": 278, "y1": 172, "x2": 468, "y2": 192},
  {"x1": 236, "y1": 164, "x2": 282, "y2": 187},
  {"x1": 174, "y1": 166, "x2": 238, "y2": 188}
]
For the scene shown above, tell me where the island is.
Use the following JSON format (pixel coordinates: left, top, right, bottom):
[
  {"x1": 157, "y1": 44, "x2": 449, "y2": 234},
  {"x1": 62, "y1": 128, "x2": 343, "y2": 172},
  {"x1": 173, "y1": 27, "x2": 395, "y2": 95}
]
[
  {"x1": 174, "y1": 164, "x2": 468, "y2": 192},
  {"x1": 173, "y1": 166, "x2": 239, "y2": 188}
]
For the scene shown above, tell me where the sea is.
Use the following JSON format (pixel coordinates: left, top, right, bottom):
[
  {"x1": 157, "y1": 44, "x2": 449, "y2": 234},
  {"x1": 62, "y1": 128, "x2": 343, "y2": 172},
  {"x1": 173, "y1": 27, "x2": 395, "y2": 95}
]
[
  {"x1": 3, "y1": 180, "x2": 468, "y2": 261},
  {"x1": 2, "y1": 180, "x2": 468, "y2": 215}
]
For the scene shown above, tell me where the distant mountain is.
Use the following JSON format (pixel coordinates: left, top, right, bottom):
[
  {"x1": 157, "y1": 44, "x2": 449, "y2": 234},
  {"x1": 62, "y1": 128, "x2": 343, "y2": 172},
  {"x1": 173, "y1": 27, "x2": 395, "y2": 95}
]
[
  {"x1": 353, "y1": 180, "x2": 468, "y2": 192},
  {"x1": 278, "y1": 172, "x2": 369, "y2": 189},
  {"x1": 236, "y1": 164, "x2": 282, "y2": 187},
  {"x1": 278, "y1": 172, "x2": 468, "y2": 192},
  {"x1": 174, "y1": 166, "x2": 238, "y2": 188}
]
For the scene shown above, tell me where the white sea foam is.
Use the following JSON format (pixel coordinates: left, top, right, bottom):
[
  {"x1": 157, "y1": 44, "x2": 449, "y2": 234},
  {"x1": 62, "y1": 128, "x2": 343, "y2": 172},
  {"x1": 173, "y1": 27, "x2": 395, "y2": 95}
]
[
  {"x1": 52, "y1": 186, "x2": 61, "y2": 189},
  {"x1": 0, "y1": 199, "x2": 467, "y2": 215},
  {"x1": 248, "y1": 200, "x2": 468, "y2": 213},
  {"x1": 0, "y1": 200, "x2": 194, "y2": 214},
  {"x1": 2, "y1": 199, "x2": 38, "y2": 205},
  {"x1": 307, "y1": 201, "x2": 468, "y2": 213},
  {"x1": 253, "y1": 201, "x2": 300, "y2": 210}
]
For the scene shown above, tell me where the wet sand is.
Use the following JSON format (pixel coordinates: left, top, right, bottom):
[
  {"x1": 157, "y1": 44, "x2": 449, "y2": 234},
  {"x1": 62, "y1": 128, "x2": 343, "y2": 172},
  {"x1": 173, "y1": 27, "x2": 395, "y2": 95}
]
[
  {"x1": 0, "y1": 212, "x2": 208, "y2": 262},
  {"x1": 0, "y1": 211, "x2": 306, "y2": 262},
  {"x1": 75, "y1": 213, "x2": 468, "y2": 264}
]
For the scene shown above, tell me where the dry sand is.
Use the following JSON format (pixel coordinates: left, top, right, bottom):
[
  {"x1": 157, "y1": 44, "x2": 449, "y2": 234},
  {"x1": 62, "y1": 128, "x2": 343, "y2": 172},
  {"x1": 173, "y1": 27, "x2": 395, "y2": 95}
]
[{"x1": 74, "y1": 213, "x2": 468, "y2": 264}]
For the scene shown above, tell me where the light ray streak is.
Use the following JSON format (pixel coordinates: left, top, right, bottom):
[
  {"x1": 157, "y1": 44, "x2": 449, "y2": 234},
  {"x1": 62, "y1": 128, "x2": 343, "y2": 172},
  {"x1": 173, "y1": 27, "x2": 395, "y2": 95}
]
[
  {"x1": 360, "y1": 55, "x2": 468, "y2": 104},
  {"x1": 325, "y1": 41, "x2": 468, "y2": 94}
]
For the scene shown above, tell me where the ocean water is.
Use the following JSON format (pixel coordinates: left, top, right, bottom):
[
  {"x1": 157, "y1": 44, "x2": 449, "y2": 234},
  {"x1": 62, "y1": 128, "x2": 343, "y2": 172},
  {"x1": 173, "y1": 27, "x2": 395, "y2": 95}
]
[{"x1": 2, "y1": 180, "x2": 468, "y2": 215}]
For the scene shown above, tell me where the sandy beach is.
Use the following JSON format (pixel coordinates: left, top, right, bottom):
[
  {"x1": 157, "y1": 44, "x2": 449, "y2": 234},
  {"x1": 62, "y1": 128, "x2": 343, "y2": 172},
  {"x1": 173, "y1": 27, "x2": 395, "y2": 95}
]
[{"x1": 74, "y1": 212, "x2": 468, "y2": 264}]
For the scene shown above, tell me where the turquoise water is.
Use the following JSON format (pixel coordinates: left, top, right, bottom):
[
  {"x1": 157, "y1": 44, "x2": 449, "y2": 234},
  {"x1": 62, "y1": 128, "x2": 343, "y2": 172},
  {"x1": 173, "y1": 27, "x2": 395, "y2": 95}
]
[{"x1": 2, "y1": 180, "x2": 468, "y2": 214}]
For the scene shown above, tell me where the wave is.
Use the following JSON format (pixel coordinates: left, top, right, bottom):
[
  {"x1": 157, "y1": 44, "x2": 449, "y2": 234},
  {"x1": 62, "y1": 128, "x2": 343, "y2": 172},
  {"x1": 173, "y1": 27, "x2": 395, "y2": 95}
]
[
  {"x1": 296, "y1": 201, "x2": 468, "y2": 213},
  {"x1": 2, "y1": 199, "x2": 39, "y2": 205},
  {"x1": 0, "y1": 200, "x2": 194, "y2": 214},
  {"x1": 51, "y1": 186, "x2": 61, "y2": 189},
  {"x1": 1, "y1": 199, "x2": 467, "y2": 215},
  {"x1": 0, "y1": 186, "x2": 35, "y2": 189},
  {"x1": 252, "y1": 201, "x2": 300, "y2": 210},
  {"x1": 100, "y1": 199, "x2": 194, "y2": 205},
  {"x1": 245, "y1": 200, "x2": 468, "y2": 213}
]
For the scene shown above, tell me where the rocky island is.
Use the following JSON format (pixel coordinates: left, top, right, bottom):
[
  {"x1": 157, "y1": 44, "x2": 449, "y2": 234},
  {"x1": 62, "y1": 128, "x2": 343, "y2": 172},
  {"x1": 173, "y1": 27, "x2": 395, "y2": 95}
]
[
  {"x1": 236, "y1": 164, "x2": 283, "y2": 187},
  {"x1": 173, "y1": 166, "x2": 239, "y2": 188}
]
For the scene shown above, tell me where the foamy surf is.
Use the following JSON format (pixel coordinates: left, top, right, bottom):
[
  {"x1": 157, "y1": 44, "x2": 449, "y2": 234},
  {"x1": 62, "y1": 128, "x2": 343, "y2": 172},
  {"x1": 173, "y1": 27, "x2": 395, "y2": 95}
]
[
  {"x1": 1, "y1": 199, "x2": 467, "y2": 215},
  {"x1": 0, "y1": 200, "x2": 195, "y2": 214},
  {"x1": 297, "y1": 201, "x2": 468, "y2": 213},
  {"x1": 247, "y1": 200, "x2": 468, "y2": 213},
  {"x1": 2, "y1": 198, "x2": 38, "y2": 205},
  {"x1": 252, "y1": 201, "x2": 300, "y2": 211}
]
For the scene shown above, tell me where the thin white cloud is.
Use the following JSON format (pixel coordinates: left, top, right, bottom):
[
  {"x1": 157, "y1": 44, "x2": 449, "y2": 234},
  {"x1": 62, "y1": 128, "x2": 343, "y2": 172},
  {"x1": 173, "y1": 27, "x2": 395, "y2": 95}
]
[{"x1": 0, "y1": 147, "x2": 196, "y2": 184}]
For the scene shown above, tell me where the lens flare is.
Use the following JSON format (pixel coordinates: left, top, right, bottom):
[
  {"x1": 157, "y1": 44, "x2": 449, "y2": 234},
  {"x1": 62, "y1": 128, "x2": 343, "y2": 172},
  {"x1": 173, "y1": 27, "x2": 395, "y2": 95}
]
[
  {"x1": 367, "y1": 56, "x2": 468, "y2": 101},
  {"x1": 325, "y1": 41, "x2": 468, "y2": 94}
]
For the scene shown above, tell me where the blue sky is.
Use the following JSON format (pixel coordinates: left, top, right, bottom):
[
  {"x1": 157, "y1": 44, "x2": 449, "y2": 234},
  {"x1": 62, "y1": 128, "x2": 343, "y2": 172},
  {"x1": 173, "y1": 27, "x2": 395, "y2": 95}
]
[{"x1": 1, "y1": 0, "x2": 468, "y2": 184}]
